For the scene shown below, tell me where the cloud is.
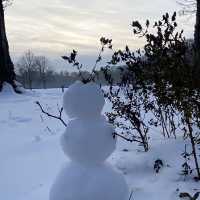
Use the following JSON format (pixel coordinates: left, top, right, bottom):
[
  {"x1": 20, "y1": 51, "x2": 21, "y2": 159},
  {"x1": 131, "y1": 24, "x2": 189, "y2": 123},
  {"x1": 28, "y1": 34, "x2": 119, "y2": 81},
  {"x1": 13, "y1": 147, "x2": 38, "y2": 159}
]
[{"x1": 5, "y1": 0, "x2": 195, "y2": 70}]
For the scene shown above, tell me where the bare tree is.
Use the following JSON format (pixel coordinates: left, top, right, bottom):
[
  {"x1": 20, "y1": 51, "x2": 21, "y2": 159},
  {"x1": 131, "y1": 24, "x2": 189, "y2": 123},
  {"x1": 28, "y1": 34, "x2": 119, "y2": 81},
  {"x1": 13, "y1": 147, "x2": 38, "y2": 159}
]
[
  {"x1": 17, "y1": 65, "x2": 26, "y2": 87},
  {"x1": 17, "y1": 50, "x2": 36, "y2": 89},
  {"x1": 35, "y1": 56, "x2": 49, "y2": 89},
  {"x1": 0, "y1": 0, "x2": 19, "y2": 92}
]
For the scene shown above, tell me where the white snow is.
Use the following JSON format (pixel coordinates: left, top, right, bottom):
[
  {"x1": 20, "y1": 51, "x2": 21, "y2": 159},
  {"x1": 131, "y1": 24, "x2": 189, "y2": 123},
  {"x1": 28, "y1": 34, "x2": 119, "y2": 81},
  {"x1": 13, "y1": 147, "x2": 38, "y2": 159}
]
[
  {"x1": 0, "y1": 82, "x2": 18, "y2": 96},
  {"x1": 0, "y1": 85, "x2": 199, "y2": 200}
]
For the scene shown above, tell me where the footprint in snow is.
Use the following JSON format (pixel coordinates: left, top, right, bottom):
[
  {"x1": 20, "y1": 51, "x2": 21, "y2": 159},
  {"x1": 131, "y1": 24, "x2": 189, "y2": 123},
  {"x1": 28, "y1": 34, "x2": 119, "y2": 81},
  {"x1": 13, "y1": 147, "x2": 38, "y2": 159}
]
[{"x1": 11, "y1": 116, "x2": 32, "y2": 123}]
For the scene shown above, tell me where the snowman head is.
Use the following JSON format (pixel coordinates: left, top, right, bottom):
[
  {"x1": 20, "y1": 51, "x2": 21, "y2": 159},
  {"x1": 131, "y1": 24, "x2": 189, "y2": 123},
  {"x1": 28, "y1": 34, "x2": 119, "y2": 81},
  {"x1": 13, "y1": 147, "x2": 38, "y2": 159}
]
[{"x1": 63, "y1": 81, "x2": 105, "y2": 119}]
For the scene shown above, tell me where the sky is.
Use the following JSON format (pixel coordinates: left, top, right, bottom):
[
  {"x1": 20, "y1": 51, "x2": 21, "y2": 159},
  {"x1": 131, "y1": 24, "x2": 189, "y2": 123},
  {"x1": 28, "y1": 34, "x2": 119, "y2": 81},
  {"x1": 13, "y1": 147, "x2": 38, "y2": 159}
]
[{"x1": 5, "y1": 0, "x2": 195, "y2": 71}]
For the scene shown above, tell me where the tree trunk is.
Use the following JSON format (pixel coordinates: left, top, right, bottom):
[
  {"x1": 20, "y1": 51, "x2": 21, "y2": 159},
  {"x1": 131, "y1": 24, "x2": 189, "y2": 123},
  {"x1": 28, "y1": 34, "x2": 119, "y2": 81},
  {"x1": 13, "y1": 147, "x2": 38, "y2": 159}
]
[
  {"x1": 28, "y1": 70, "x2": 32, "y2": 90},
  {"x1": 42, "y1": 73, "x2": 46, "y2": 89},
  {"x1": 186, "y1": 116, "x2": 200, "y2": 179},
  {"x1": 195, "y1": 0, "x2": 200, "y2": 50},
  {"x1": 194, "y1": 0, "x2": 200, "y2": 87},
  {"x1": 0, "y1": 0, "x2": 18, "y2": 92}
]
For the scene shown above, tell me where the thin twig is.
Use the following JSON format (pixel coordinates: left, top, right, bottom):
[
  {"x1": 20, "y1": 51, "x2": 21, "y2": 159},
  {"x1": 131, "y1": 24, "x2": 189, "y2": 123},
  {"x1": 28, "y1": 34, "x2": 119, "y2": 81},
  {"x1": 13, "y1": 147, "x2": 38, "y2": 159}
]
[
  {"x1": 129, "y1": 190, "x2": 134, "y2": 200},
  {"x1": 113, "y1": 132, "x2": 142, "y2": 143},
  {"x1": 36, "y1": 101, "x2": 67, "y2": 127}
]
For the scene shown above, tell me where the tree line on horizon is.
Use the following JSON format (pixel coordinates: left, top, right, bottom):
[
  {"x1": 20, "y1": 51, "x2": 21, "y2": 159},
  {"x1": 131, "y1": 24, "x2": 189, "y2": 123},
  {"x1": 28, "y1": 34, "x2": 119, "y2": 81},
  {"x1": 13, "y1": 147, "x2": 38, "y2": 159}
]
[{"x1": 15, "y1": 50, "x2": 122, "y2": 89}]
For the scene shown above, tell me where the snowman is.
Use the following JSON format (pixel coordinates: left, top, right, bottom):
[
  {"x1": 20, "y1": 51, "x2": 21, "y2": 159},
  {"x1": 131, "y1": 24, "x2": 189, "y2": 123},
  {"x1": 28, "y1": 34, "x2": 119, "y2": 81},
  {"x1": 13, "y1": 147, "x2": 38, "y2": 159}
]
[{"x1": 50, "y1": 81, "x2": 128, "y2": 200}]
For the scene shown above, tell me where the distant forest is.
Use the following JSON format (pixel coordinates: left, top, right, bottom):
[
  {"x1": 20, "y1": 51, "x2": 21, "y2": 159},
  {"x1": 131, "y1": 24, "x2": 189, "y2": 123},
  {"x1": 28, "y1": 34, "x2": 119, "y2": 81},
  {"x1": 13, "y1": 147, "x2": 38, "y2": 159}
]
[{"x1": 15, "y1": 51, "x2": 122, "y2": 89}]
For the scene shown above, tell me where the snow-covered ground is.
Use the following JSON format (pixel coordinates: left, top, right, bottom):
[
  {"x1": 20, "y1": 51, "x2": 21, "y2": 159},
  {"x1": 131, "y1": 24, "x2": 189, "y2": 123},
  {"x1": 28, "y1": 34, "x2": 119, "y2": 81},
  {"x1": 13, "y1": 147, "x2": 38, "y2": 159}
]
[{"x1": 0, "y1": 86, "x2": 199, "y2": 200}]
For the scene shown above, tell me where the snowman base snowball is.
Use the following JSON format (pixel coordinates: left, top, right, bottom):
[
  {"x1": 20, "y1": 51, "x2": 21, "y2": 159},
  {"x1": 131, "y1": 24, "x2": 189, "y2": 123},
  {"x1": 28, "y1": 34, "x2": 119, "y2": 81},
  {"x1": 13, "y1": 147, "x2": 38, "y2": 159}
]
[{"x1": 50, "y1": 162, "x2": 128, "y2": 200}]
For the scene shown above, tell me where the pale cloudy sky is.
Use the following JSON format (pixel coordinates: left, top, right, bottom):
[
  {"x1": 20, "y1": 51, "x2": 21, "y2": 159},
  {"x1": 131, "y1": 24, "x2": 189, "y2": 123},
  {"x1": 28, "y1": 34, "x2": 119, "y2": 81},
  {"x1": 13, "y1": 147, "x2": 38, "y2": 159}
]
[{"x1": 5, "y1": 0, "x2": 195, "y2": 70}]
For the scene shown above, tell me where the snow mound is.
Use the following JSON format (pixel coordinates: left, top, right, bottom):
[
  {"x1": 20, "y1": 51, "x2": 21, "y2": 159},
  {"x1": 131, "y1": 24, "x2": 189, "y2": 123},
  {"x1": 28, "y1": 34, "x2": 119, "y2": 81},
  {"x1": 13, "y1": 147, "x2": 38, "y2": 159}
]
[
  {"x1": 14, "y1": 80, "x2": 26, "y2": 93},
  {"x1": 0, "y1": 82, "x2": 17, "y2": 96}
]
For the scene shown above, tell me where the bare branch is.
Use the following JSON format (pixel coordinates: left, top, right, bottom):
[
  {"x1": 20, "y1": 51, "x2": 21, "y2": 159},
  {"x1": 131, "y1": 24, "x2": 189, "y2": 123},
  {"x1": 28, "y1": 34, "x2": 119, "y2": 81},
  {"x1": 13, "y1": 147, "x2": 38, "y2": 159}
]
[
  {"x1": 36, "y1": 101, "x2": 67, "y2": 127},
  {"x1": 113, "y1": 132, "x2": 143, "y2": 143},
  {"x1": 128, "y1": 190, "x2": 134, "y2": 200}
]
